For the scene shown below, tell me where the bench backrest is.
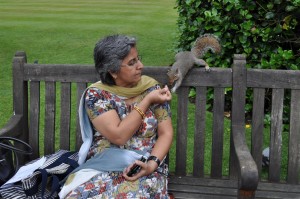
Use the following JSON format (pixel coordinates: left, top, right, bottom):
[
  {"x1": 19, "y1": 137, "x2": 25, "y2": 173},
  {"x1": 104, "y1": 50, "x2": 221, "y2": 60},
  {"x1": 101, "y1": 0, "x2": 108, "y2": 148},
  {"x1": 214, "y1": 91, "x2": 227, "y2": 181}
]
[
  {"x1": 11, "y1": 51, "x2": 299, "y2": 185},
  {"x1": 248, "y1": 68, "x2": 300, "y2": 184}
]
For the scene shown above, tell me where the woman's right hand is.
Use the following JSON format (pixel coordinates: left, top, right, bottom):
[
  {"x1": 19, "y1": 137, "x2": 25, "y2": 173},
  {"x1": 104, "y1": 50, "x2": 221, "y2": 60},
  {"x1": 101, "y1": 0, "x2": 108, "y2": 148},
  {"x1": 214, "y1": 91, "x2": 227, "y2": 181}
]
[{"x1": 123, "y1": 159, "x2": 157, "y2": 181}]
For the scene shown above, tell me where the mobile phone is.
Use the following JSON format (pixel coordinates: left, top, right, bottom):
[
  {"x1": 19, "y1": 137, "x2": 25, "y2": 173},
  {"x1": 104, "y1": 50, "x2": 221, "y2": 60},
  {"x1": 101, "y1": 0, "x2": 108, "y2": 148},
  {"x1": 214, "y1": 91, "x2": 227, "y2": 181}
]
[{"x1": 127, "y1": 156, "x2": 147, "y2": 177}]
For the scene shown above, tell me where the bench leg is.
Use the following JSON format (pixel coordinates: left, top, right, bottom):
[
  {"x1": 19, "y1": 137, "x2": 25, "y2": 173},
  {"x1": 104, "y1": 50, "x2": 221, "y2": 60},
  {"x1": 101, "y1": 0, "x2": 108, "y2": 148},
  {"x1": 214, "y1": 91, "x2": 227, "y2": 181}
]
[{"x1": 238, "y1": 190, "x2": 255, "y2": 199}]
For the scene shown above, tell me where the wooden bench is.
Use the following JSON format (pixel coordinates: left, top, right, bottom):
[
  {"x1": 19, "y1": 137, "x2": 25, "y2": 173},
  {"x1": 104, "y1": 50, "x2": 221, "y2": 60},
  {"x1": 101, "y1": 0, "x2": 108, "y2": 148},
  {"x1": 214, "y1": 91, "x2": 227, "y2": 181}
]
[{"x1": 1, "y1": 51, "x2": 299, "y2": 198}]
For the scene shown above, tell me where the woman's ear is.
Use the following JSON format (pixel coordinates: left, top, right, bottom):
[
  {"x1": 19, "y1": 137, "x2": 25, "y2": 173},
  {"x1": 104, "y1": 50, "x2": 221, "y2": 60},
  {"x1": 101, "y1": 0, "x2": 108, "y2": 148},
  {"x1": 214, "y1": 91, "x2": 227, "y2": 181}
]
[{"x1": 109, "y1": 71, "x2": 117, "y2": 79}]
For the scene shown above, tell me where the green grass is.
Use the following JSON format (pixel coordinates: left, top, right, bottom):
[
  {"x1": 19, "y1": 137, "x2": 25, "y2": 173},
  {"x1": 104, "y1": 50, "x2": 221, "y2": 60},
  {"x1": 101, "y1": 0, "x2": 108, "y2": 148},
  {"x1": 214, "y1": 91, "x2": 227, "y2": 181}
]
[{"x1": 0, "y1": 0, "x2": 178, "y2": 128}]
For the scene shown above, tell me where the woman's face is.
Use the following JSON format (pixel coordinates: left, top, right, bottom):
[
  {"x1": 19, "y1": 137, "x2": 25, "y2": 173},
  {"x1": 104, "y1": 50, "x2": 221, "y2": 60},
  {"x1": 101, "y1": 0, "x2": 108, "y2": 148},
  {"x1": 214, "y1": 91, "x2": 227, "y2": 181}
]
[{"x1": 113, "y1": 47, "x2": 144, "y2": 88}]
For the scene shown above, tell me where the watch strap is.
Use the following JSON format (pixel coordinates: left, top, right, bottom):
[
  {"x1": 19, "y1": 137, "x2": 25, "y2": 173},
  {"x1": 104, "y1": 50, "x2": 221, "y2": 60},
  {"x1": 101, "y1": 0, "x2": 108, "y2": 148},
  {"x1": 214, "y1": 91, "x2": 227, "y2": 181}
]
[{"x1": 148, "y1": 155, "x2": 161, "y2": 166}]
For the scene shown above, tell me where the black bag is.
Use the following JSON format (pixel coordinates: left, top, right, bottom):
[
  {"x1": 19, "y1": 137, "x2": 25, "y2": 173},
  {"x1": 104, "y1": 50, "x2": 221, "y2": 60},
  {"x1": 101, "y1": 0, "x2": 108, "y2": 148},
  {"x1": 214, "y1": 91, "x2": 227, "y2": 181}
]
[{"x1": 0, "y1": 137, "x2": 33, "y2": 186}]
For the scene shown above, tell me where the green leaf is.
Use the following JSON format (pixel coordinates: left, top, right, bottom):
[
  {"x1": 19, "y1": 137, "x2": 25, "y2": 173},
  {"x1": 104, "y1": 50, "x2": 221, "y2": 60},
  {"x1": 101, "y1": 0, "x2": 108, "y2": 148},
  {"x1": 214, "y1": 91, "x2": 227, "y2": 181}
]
[
  {"x1": 226, "y1": 4, "x2": 233, "y2": 11},
  {"x1": 267, "y1": 2, "x2": 274, "y2": 9},
  {"x1": 290, "y1": 64, "x2": 298, "y2": 70},
  {"x1": 285, "y1": 6, "x2": 296, "y2": 12},
  {"x1": 265, "y1": 12, "x2": 275, "y2": 19}
]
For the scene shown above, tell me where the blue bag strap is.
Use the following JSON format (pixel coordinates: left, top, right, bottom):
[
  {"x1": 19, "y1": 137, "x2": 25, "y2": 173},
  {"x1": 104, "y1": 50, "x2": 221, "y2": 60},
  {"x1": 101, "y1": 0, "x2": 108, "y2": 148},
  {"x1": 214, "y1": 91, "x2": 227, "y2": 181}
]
[
  {"x1": 38, "y1": 169, "x2": 48, "y2": 199},
  {"x1": 24, "y1": 151, "x2": 79, "y2": 198},
  {"x1": 48, "y1": 174, "x2": 60, "y2": 198},
  {"x1": 39, "y1": 151, "x2": 79, "y2": 198}
]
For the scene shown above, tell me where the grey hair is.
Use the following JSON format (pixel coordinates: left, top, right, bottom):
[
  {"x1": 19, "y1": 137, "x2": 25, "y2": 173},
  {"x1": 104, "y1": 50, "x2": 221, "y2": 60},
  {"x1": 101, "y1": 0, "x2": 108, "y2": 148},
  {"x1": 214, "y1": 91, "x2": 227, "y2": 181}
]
[{"x1": 94, "y1": 34, "x2": 137, "y2": 85}]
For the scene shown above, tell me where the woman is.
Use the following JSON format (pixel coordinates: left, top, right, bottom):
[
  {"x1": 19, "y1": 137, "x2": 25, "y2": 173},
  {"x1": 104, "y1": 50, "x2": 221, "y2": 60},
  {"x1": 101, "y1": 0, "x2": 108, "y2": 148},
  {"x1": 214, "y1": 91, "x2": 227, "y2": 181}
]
[{"x1": 59, "y1": 34, "x2": 173, "y2": 198}]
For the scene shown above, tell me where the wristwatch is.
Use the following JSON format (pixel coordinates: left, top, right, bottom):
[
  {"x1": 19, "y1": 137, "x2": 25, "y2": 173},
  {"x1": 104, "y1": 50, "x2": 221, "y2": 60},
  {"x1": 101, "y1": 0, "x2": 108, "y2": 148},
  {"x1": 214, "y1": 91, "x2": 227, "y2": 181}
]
[{"x1": 148, "y1": 155, "x2": 161, "y2": 166}]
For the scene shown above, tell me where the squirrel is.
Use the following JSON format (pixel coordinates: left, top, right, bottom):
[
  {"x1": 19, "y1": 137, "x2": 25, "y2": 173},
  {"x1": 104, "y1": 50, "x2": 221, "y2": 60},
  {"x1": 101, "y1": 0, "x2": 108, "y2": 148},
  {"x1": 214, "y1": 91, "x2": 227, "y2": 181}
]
[{"x1": 167, "y1": 34, "x2": 221, "y2": 93}]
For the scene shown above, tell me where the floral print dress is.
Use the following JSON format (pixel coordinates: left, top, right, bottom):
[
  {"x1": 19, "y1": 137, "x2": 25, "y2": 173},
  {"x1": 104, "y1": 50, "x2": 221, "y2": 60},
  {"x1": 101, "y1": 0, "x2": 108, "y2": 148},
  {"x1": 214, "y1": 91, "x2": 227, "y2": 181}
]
[{"x1": 65, "y1": 84, "x2": 171, "y2": 199}]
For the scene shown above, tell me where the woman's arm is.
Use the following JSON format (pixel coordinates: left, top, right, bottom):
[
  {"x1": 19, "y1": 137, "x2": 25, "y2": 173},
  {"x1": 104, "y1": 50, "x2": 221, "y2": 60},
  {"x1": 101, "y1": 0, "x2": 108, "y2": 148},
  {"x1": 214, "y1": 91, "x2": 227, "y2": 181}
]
[
  {"x1": 150, "y1": 117, "x2": 173, "y2": 162},
  {"x1": 91, "y1": 85, "x2": 172, "y2": 146},
  {"x1": 123, "y1": 117, "x2": 173, "y2": 181}
]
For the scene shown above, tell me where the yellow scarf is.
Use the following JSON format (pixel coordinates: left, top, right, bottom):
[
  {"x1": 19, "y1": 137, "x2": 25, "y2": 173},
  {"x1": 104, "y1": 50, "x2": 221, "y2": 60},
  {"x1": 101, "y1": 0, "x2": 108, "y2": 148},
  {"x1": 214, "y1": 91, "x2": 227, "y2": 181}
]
[{"x1": 89, "y1": 75, "x2": 159, "y2": 98}]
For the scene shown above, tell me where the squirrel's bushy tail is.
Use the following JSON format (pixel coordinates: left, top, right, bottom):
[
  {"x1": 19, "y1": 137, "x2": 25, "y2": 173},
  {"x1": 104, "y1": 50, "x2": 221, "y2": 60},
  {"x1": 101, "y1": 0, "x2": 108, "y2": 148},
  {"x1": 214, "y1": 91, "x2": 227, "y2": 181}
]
[{"x1": 191, "y1": 34, "x2": 221, "y2": 58}]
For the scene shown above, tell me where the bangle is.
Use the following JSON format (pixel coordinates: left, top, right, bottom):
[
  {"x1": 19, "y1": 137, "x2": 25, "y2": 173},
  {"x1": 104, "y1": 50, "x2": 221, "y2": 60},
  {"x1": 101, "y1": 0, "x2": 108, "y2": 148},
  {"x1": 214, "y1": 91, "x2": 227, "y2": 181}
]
[
  {"x1": 148, "y1": 155, "x2": 161, "y2": 166},
  {"x1": 133, "y1": 105, "x2": 146, "y2": 119}
]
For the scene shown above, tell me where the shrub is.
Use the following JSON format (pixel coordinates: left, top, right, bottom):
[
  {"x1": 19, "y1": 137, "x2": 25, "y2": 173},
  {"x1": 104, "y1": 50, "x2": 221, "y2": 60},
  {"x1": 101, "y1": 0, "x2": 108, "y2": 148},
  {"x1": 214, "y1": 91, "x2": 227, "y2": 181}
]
[{"x1": 176, "y1": 0, "x2": 300, "y2": 126}]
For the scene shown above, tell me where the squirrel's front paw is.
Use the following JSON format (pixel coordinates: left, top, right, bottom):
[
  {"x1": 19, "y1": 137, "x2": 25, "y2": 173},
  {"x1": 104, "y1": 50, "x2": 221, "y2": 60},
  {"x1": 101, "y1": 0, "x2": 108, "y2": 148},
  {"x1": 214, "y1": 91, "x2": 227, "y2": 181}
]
[{"x1": 205, "y1": 66, "x2": 211, "y2": 72}]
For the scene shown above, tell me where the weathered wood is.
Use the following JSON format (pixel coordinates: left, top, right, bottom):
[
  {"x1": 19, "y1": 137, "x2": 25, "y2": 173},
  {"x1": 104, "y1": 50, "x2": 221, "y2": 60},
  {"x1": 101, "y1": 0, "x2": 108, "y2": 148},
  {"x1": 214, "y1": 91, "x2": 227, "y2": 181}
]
[
  {"x1": 60, "y1": 82, "x2": 71, "y2": 150},
  {"x1": 29, "y1": 81, "x2": 40, "y2": 160},
  {"x1": 231, "y1": 54, "x2": 258, "y2": 195},
  {"x1": 256, "y1": 181, "x2": 300, "y2": 198},
  {"x1": 287, "y1": 89, "x2": 300, "y2": 184},
  {"x1": 175, "y1": 86, "x2": 189, "y2": 176},
  {"x1": 269, "y1": 88, "x2": 284, "y2": 182},
  {"x1": 169, "y1": 176, "x2": 238, "y2": 199},
  {"x1": 193, "y1": 86, "x2": 207, "y2": 177},
  {"x1": 76, "y1": 82, "x2": 87, "y2": 151},
  {"x1": 211, "y1": 87, "x2": 225, "y2": 178},
  {"x1": 24, "y1": 64, "x2": 233, "y2": 87},
  {"x1": 44, "y1": 81, "x2": 56, "y2": 155},
  {"x1": 12, "y1": 53, "x2": 29, "y2": 164},
  {"x1": 251, "y1": 88, "x2": 265, "y2": 177},
  {"x1": 247, "y1": 69, "x2": 300, "y2": 89}
]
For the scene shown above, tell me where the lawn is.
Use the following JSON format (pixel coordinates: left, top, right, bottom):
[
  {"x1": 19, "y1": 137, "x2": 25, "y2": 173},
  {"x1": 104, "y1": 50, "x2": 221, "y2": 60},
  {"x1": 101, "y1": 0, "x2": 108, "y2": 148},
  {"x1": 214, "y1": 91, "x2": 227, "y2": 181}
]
[{"x1": 0, "y1": 0, "x2": 178, "y2": 128}]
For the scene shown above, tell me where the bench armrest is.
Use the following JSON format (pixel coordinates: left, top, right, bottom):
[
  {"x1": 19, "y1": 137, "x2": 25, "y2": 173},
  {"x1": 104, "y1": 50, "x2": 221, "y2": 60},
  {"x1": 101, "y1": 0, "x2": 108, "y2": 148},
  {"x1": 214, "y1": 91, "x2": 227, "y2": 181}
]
[
  {"x1": 232, "y1": 125, "x2": 258, "y2": 191},
  {"x1": 0, "y1": 114, "x2": 23, "y2": 137}
]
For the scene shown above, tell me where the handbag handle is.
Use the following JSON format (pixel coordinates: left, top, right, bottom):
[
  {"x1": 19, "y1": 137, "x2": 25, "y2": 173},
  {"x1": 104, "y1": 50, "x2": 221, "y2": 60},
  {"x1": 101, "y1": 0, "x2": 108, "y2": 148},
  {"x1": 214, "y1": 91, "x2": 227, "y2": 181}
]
[{"x1": 0, "y1": 136, "x2": 33, "y2": 155}]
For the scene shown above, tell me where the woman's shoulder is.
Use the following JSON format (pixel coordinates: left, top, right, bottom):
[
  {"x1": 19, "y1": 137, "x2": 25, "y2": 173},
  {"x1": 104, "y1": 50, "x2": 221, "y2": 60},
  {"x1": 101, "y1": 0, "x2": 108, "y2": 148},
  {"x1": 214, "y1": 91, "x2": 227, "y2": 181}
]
[{"x1": 85, "y1": 87, "x2": 114, "y2": 100}]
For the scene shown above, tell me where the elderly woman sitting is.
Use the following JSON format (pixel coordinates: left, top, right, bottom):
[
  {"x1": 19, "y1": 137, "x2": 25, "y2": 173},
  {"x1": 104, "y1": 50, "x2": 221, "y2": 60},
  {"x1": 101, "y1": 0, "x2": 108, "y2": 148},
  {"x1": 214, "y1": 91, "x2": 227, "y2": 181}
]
[{"x1": 59, "y1": 34, "x2": 173, "y2": 199}]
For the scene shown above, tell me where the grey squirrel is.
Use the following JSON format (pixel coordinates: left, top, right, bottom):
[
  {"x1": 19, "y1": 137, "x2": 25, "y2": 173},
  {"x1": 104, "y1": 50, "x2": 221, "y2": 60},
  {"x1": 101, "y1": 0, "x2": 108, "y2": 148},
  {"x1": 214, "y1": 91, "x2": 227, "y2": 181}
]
[{"x1": 167, "y1": 34, "x2": 221, "y2": 93}]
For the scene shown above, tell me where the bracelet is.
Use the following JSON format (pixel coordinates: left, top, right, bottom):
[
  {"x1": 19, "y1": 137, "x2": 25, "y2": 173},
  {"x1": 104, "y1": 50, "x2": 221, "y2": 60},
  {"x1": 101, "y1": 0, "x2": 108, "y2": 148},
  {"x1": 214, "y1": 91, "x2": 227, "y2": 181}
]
[
  {"x1": 147, "y1": 155, "x2": 161, "y2": 166},
  {"x1": 133, "y1": 105, "x2": 146, "y2": 119}
]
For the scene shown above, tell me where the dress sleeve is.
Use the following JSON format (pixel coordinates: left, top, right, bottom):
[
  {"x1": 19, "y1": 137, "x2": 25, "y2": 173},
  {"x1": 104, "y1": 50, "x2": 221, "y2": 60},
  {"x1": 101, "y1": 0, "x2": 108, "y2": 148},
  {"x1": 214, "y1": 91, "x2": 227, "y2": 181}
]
[
  {"x1": 84, "y1": 87, "x2": 116, "y2": 120},
  {"x1": 148, "y1": 85, "x2": 172, "y2": 123}
]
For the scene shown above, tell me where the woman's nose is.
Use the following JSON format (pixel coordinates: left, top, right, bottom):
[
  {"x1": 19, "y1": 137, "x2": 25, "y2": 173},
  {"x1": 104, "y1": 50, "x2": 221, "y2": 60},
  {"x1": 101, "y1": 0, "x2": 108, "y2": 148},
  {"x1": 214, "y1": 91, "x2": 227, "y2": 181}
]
[{"x1": 136, "y1": 60, "x2": 144, "y2": 69}]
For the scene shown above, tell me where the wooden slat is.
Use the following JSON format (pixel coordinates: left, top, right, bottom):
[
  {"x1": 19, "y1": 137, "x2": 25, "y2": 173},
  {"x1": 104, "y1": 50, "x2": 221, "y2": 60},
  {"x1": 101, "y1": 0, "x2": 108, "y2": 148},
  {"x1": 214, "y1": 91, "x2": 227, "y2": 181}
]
[
  {"x1": 44, "y1": 81, "x2": 56, "y2": 155},
  {"x1": 181, "y1": 68, "x2": 232, "y2": 87},
  {"x1": 60, "y1": 82, "x2": 71, "y2": 150},
  {"x1": 169, "y1": 176, "x2": 238, "y2": 199},
  {"x1": 12, "y1": 54, "x2": 29, "y2": 164},
  {"x1": 193, "y1": 86, "x2": 207, "y2": 177},
  {"x1": 76, "y1": 82, "x2": 87, "y2": 151},
  {"x1": 287, "y1": 89, "x2": 300, "y2": 184},
  {"x1": 256, "y1": 181, "x2": 300, "y2": 199},
  {"x1": 269, "y1": 88, "x2": 284, "y2": 182},
  {"x1": 211, "y1": 87, "x2": 225, "y2": 178},
  {"x1": 176, "y1": 86, "x2": 189, "y2": 176},
  {"x1": 24, "y1": 64, "x2": 98, "y2": 83},
  {"x1": 257, "y1": 181, "x2": 300, "y2": 192},
  {"x1": 247, "y1": 69, "x2": 300, "y2": 89},
  {"x1": 29, "y1": 81, "x2": 40, "y2": 159},
  {"x1": 169, "y1": 184, "x2": 237, "y2": 199},
  {"x1": 24, "y1": 64, "x2": 232, "y2": 87},
  {"x1": 251, "y1": 88, "x2": 265, "y2": 177}
]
